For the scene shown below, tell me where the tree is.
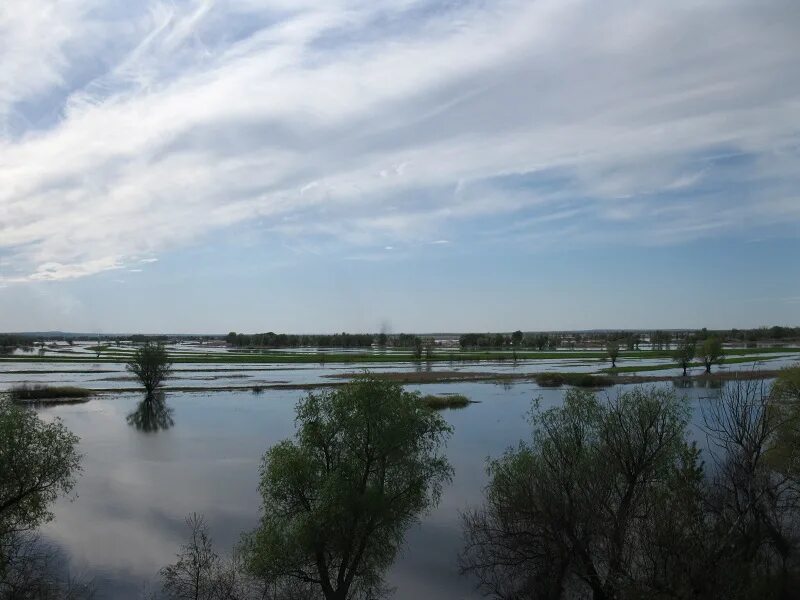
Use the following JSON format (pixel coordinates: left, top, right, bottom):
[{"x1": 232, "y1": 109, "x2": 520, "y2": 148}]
[
  {"x1": 511, "y1": 330, "x2": 523, "y2": 347},
  {"x1": 0, "y1": 400, "x2": 82, "y2": 542},
  {"x1": 606, "y1": 340, "x2": 620, "y2": 368},
  {"x1": 460, "y1": 387, "x2": 697, "y2": 600},
  {"x1": 0, "y1": 399, "x2": 82, "y2": 577},
  {"x1": 699, "y1": 336, "x2": 724, "y2": 373},
  {"x1": 161, "y1": 514, "x2": 243, "y2": 600},
  {"x1": 672, "y1": 338, "x2": 696, "y2": 376},
  {"x1": 242, "y1": 376, "x2": 453, "y2": 600},
  {"x1": 126, "y1": 343, "x2": 173, "y2": 395},
  {"x1": 700, "y1": 376, "x2": 800, "y2": 597},
  {"x1": 412, "y1": 336, "x2": 423, "y2": 360}
]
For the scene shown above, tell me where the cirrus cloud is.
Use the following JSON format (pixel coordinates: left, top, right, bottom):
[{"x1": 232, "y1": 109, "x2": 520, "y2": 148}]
[{"x1": 1, "y1": 0, "x2": 799, "y2": 282}]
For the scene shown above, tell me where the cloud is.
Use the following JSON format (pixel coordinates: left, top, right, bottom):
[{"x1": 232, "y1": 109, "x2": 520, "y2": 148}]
[{"x1": 1, "y1": 0, "x2": 799, "y2": 282}]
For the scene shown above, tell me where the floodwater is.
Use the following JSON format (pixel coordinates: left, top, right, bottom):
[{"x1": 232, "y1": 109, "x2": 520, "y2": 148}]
[
  {"x1": 32, "y1": 379, "x2": 738, "y2": 599},
  {"x1": 5, "y1": 342, "x2": 797, "y2": 598}
]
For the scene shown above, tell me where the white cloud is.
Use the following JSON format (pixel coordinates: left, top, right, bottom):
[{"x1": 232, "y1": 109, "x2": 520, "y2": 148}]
[{"x1": 1, "y1": 0, "x2": 799, "y2": 282}]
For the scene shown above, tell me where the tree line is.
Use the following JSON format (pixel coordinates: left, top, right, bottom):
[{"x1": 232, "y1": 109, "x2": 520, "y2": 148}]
[{"x1": 225, "y1": 331, "x2": 430, "y2": 349}]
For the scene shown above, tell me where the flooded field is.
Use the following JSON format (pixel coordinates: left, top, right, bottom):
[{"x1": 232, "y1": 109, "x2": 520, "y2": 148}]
[
  {"x1": 33, "y1": 380, "x2": 732, "y2": 599},
  {"x1": 4, "y1": 341, "x2": 798, "y2": 598}
]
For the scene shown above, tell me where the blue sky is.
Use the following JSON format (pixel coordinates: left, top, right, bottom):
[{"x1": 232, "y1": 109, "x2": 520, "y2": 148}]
[{"x1": 1, "y1": 0, "x2": 799, "y2": 333}]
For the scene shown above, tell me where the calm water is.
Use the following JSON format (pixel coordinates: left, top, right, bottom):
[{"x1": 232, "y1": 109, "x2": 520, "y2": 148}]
[{"x1": 32, "y1": 380, "x2": 728, "y2": 599}]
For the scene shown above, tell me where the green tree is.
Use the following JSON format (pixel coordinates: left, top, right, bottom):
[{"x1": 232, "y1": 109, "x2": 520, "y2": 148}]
[
  {"x1": 0, "y1": 399, "x2": 81, "y2": 571},
  {"x1": 242, "y1": 376, "x2": 453, "y2": 600},
  {"x1": 126, "y1": 343, "x2": 173, "y2": 395},
  {"x1": 673, "y1": 338, "x2": 696, "y2": 376},
  {"x1": 699, "y1": 336, "x2": 724, "y2": 373},
  {"x1": 511, "y1": 330, "x2": 523, "y2": 347},
  {"x1": 460, "y1": 387, "x2": 697, "y2": 599},
  {"x1": 606, "y1": 340, "x2": 620, "y2": 368}
]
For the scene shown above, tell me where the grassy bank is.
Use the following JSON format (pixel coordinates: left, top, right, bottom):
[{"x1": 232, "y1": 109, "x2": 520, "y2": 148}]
[
  {"x1": 534, "y1": 372, "x2": 614, "y2": 387},
  {"x1": 419, "y1": 393, "x2": 473, "y2": 409},
  {"x1": 8, "y1": 384, "x2": 93, "y2": 403}
]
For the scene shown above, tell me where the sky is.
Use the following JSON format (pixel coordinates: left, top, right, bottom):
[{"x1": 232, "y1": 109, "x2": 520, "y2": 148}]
[{"x1": 1, "y1": 0, "x2": 799, "y2": 334}]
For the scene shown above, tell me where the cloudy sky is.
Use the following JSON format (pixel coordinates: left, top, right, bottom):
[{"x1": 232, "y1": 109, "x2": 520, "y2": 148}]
[{"x1": 1, "y1": 0, "x2": 799, "y2": 333}]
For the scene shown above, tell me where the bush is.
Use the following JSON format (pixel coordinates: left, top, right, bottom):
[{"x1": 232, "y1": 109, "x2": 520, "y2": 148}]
[
  {"x1": 8, "y1": 384, "x2": 92, "y2": 403},
  {"x1": 534, "y1": 373, "x2": 613, "y2": 388},
  {"x1": 420, "y1": 393, "x2": 472, "y2": 409}
]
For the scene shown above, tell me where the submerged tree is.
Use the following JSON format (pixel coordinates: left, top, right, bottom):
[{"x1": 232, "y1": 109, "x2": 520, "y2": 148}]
[
  {"x1": 126, "y1": 343, "x2": 173, "y2": 395},
  {"x1": 699, "y1": 336, "x2": 725, "y2": 373},
  {"x1": 242, "y1": 376, "x2": 453, "y2": 600},
  {"x1": 606, "y1": 340, "x2": 620, "y2": 368},
  {"x1": 672, "y1": 338, "x2": 696, "y2": 376}
]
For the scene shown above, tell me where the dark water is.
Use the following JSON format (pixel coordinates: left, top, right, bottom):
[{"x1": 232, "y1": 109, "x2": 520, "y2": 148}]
[{"x1": 36, "y1": 381, "x2": 724, "y2": 599}]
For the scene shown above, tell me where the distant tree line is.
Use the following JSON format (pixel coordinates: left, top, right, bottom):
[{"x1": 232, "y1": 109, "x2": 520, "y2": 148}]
[{"x1": 225, "y1": 331, "x2": 431, "y2": 349}]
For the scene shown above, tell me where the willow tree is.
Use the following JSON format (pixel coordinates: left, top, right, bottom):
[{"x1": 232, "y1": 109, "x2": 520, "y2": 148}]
[
  {"x1": 242, "y1": 376, "x2": 453, "y2": 600},
  {"x1": 126, "y1": 343, "x2": 173, "y2": 395}
]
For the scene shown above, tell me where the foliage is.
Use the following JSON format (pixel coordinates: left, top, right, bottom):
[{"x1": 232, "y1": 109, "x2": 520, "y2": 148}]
[
  {"x1": 0, "y1": 400, "x2": 82, "y2": 541},
  {"x1": 606, "y1": 341, "x2": 620, "y2": 368},
  {"x1": 419, "y1": 394, "x2": 471, "y2": 409},
  {"x1": 461, "y1": 379, "x2": 800, "y2": 599},
  {"x1": 0, "y1": 399, "x2": 81, "y2": 598},
  {"x1": 533, "y1": 372, "x2": 613, "y2": 388},
  {"x1": 126, "y1": 343, "x2": 173, "y2": 395},
  {"x1": 672, "y1": 338, "x2": 696, "y2": 376},
  {"x1": 8, "y1": 385, "x2": 91, "y2": 402},
  {"x1": 699, "y1": 336, "x2": 725, "y2": 373},
  {"x1": 242, "y1": 376, "x2": 453, "y2": 600},
  {"x1": 460, "y1": 386, "x2": 697, "y2": 599}
]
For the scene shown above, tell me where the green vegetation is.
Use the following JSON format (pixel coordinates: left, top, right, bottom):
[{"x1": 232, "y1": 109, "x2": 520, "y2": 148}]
[
  {"x1": 606, "y1": 340, "x2": 620, "y2": 368},
  {"x1": 126, "y1": 342, "x2": 173, "y2": 395},
  {"x1": 8, "y1": 384, "x2": 92, "y2": 402},
  {"x1": 420, "y1": 393, "x2": 472, "y2": 409},
  {"x1": 1, "y1": 398, "x2": 86, "y2": 596},
  {"x1": 534, "y1": 372, "x2": 614, "y2": 388},
  {"x1": 241, "y1": 376, "x2": 453, "y2": 599},
  {"x1": 672, "y1": 337, "x2": 696, "y2": 376},
  {"x1": 460, "y1": 381, "x2": 800, "y2": 599},
  {"x1": 699, "y1": 335, "x2": 725, "y2": 373}
]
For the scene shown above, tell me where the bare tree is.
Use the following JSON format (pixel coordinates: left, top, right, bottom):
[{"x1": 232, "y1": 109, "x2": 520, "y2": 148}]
[{"x1": 701, "y1": 376, "x2": 800, "y2": 595}]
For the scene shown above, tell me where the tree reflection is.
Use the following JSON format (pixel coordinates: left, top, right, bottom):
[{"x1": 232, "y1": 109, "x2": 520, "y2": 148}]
[{"x1": 126, "y1": 392, "x2": 174, "y2": 432}]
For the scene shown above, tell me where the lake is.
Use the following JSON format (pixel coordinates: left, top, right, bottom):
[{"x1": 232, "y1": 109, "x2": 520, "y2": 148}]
[{"x1": 32, "y1": 379, "x2": 728, "y2": 599}]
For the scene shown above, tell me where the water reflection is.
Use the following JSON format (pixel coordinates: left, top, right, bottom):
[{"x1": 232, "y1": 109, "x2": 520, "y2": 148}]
[
  {"x1": 672, "y1": 378, "x2": 723, "y2": 389},
  {"x1": 126, "y1": 392, "x2": 174, "y2": 432}
]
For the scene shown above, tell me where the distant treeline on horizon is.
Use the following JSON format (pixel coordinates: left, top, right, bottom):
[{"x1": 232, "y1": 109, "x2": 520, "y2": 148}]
[{"x1": 1, "y1": 325, "x2": 799, "y2": 352}]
